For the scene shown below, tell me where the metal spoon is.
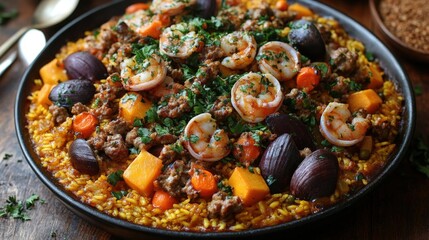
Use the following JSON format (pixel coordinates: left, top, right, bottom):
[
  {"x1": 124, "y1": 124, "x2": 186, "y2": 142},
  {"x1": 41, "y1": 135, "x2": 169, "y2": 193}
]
[{"x1": 0, "y1": 0, "x2": 79, "y2": 59}]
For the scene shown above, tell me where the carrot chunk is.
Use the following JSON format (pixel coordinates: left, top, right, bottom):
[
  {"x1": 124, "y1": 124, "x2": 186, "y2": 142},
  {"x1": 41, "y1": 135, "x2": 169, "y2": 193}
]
[
  {"x1": 191, "y1": 169, "x2": 218, "y2": 198},
  {"x1": 73, "y1": 112, "x2": 98, "y2": 139},
  {"x1": 123, "y1": 149, "x2": 163, "y2": 197},
  {"x1": 296, "y1": 66, "x2": 320, "y2": 92},
  {"x1": 138, "y1": 20, "x2": 163, "y2": 39},
  {"x1": 152, "y1": 190, "x2": 177, "y2": 211},
  {"x1": 228, "y1": 167, "x2": 270, "y2": 206},
  {"x1": 233, "y1": 133, "x2": 261, "y2": 166},
  {"x1": 276, "y1": 0, "x2": 289, "y2": 11},
  {"x1": 347, "y1": 89, "x2": 382, "y2": 114}
]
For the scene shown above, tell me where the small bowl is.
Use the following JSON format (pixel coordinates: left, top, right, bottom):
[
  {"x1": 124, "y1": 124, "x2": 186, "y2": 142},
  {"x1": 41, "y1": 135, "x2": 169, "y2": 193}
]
[{"x1": 369, "y1": 0, "x2": 429, "y2": 62}]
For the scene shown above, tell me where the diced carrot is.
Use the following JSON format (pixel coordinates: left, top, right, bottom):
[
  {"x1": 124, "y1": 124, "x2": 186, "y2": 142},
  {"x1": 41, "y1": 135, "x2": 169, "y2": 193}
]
[
  {"x1": 125, "y1": 3, "x2": 150, "y2": 14},
  {"x1": 347, "y1": 89, "x2": 382, "y2": 114},
  {"x1": 191, "y1": 169, "x2": 218, "y2": 198},
  {"x1": 123, "y1": 149, "x2": 163, "y2": 197},
  {"x1": 296, "y1": 66, "x2": 320, "y2": 92},
  {"x1": 73, "y1": 112, "x2": 98, "y2": 139},
  {"x1": 152, "y1": 190, "x2": 177, "y2": 211},
  {"x1": 37, "y1": 84, "x2": 55, "y2": 106},
  {"x1": 39, "y1": 59, "x2": 68, "y2": 85},
  {"x1": 276, "y1": 0, "x2": 289, "y2": 11},
  {"x1": 138, "y1": 20, "x2": 163, "y2": 39},
  {"x1": 228, "y1": 167, "x2": 270, "y2": 206},
  {"x1": 119, "y1": 92, "x2": 152, "y2": 124},
  {"x1": 288, "y1": 3, "x2": 313, "y2": 19},
  {"x1": 233, "y1": 132, "x2": 261, "y2": 166},
  {"x1": 366, "y1": 63, "x2": 384, "y2": 90}
]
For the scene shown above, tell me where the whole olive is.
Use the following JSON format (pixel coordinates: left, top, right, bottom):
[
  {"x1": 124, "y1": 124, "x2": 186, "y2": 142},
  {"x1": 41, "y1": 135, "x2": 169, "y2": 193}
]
[
  {"x1": 290, "y1": 149, "x2": 339, "y2": 200},
  {"x1": 288, "y1": 20, "x2": 326, "y2": 61},
  {"x1": 195, "y1": 0, "x2": 217, "y2": 19},
  {"x1": 69, "y1": 138, "x2": 99, "y2": 175},
  {"x1": 265, "y1": 113, "x2": 316, "y2": 150},
  {"x1": 64, "y1": 51, "x2": 108, "y2": 81},
  {"x1": 259, "y1": 133, "x2": 302, "y2": 193},
  {"x1": 49, "y1": 79, "x2": 96, "y2": 109}
]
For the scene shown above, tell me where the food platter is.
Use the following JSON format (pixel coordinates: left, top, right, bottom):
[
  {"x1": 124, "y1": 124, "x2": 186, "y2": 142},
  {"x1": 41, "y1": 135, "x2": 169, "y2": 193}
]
[{"x1": 15, "y1": 0, "x2": 415, "y2": 239}]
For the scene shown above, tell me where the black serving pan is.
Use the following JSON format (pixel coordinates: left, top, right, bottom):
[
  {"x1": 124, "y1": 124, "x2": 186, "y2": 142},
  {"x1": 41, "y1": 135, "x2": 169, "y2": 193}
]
[{"x1": 15, "y1": 0, "x2": 415, "y2": 239}]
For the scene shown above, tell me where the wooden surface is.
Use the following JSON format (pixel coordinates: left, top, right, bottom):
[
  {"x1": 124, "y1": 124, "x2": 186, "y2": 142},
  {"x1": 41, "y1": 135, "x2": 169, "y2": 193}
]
[{"x1": 0, "y1": 0, "x2": 428, "y2": 239}]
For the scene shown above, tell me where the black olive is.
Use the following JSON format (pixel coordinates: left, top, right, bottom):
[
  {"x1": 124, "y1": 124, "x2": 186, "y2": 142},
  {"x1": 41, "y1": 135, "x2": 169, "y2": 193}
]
[
  {"x1": 69, "y1": 138, "x2": 99, "y2": 175},
  {"x1": 49, "y1": 79, "x2": 95, "y2": 109},
  {"x1": 259, "y1": 133, "x2": 302, "y2": 193},
  {"x1": 195, "y1": 0, "x2": 217, "y2": 19},
  {"x1": 288, "y1": 20, "x2": 326, "y2": 61},
  {"x1": 64, "y1": 51, "x2": 108, "y2": 81},
  {"x1": 290, "y1": 149, "x2": 339, "y2": 200},
  {"x1": 265, "y1": 113, "x2": 316, "y2": 150}
]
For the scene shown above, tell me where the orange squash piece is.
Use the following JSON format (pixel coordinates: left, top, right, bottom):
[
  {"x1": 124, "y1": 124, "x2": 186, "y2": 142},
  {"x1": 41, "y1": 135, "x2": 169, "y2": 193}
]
[
  {"x1": 123, "y1": 149, "x2": 163, "y2": 197},
  {"x1": 366, "y1": 63, "x2": 384, "y2": 90},
  {"x1": 347, "y1": 89, "x2": 382, "y2": 114},
  {"x1": 39, "y1": 59, "x2": 68, "y2": 85},
  {"x1": 228, "y1": 167, "x2": 270, "y2": 206},
  {"x1": 119, "y1": 92, "x2": 152, "y2": 124},
  {"x1": 288, "y1": 3, "x2": 313, "y2": 19},
  {"x1": 37, "y1": 84, "x2": 55, "y2": 106}
]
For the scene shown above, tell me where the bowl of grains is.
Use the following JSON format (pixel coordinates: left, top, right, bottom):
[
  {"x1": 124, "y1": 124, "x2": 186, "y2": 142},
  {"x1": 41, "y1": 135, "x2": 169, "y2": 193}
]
[{"x1": 370, "y1": 0, "x2": 429, "y2": 62}]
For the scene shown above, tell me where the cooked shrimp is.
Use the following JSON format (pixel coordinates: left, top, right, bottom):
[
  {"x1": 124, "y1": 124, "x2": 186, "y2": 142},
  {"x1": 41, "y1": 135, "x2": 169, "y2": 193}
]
[
  {"x1": 184, "y1": 113, "x2": 231, "y2": 161},
  {"x1": 149, "y1": 76, "x2": 185, "y2": 98},
  {"x1": 220, "y1": 31, "x2": 257, "y2": 70},
  {"x1": 257, "y1": 41, "x2": 301, "y2": 81},
  {"x1": 160, "y1": 23, "x2": 204, "y2": 59},
  {"x1": 231, "y1": 72, "x2": 283, "y2": 123},
  {"x1": 320, "y1": 102, "x2": 370, "y2": 147},
  {"x1": 150, "y1": 0, "x2": 197, "y2": 16},
  {"x1": 120, "y1": 54, "x2": 166, "y2": 91}
]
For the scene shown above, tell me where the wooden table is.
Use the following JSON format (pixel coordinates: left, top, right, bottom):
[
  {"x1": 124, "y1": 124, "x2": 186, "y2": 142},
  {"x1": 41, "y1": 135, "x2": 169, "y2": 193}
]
[{"x1": 1, "y1": 0, "x2": 428, "y2": 239}]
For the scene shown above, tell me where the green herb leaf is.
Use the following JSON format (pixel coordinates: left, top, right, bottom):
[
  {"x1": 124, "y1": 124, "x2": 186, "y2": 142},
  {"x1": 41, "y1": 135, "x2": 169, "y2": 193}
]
[
  {"x1": 410, "y1": 136, "x2": 429, "y2": 178},
  {"x1": 112, "y1": 190, "x2": 128, "y2": 200},
  {"x1": 25, "y1": 194, "x2": 40, "y2": 209},
  {"x1": 2, "y1": 153, "x2": 13, "y2": 160},
  {"x1": 107, "y1": 170, "x2": 124, "y2": 186}
]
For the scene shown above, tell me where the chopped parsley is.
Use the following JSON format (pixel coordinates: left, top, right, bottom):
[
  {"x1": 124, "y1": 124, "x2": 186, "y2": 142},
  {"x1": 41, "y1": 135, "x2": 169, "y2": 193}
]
[
  {"x1": 2, "y1": 153, "x2": 13, "y2": 160},
  {"x1": 107, "y1": 170, "x2": 124, "y2": 186},
  {"x1": 217, "y1": 181, "x2": 233, "y2": 195},
  {"x1": 0, "y1": 194, "x2": 43, "y2": 221},
  {"x1": 138, "y1": 128, "x2": 152, "y2": 144},
  {"x1": 266, "y1": 175, "x2": 277, "y2": 186},
  {"x1": 121, "y1": 93, "x2": 138, "y2": 103},
  {"x1": 410, "y1": 136, "x2": 429, "y2": 178},
  {"x1": 112, "y1": 190, "x2": 128, "y2": 200}
]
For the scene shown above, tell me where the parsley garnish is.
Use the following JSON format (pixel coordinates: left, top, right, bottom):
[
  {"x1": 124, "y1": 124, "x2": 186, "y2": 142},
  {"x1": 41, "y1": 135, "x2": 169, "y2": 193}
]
[
  {"x1": 112, "y1": 190, "x2": 128, "y2": 200},
  {"x1": 0, "y1": 194, "x2": 43, "y2": 221},
  {"x1": 2, "y1": 153, "x2": 13, "y2": 160},
  {"x1": 217, "y1": 181, "x2": 233, "y2": 195},
  {"x1": 121, "y1": 93, "x2": 138, "y2": 103},
  {"x1": 107, "y1": 170, "x2": 124, "y2": 186},
  {"x1": 410, "y1": 136, "x2": 429, "y2": 178},
  {"x1": 138, "y1": 128, "x2": 152, "y2": 144},
  {"x1": 266, "y1": 175, "x2": 277, "y2": 186}
]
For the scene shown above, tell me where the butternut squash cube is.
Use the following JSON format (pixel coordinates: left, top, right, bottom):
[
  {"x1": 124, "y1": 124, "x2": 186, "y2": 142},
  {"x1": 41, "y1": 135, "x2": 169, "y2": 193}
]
[
  {"x1": 347, "y1": 89, "x2": 382, "y2": 114},
  {"x1": 39, "y1": 59, "x2": 68, "y2": 85},
  {"x1": 123, "y1": 149, "x2": 163, "y2": 197},
  {"x1": 37, "y1": 84, "x2": 55, "y2": 106},
  {"x1": 228, "y1": 167, "x2": 270, "y2": 206},
  {"x1": 366, "y1": 63, "x2": 384, "y2": 90},
  {"x1": 119, "y1": 92, "x2": 152, "y2": 124}
]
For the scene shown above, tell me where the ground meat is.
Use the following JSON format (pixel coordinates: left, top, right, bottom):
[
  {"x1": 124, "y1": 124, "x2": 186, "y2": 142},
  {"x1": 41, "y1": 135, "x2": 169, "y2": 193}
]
[
  {"x1": 329, "y1": 47, "x2": 358, "y2": 75},
  {"x1": 156, "y1": 160, "x2": 190, "y2": 198},
  {"x1": 199, "y1": 45, "x2": 224, "y2": 62},
  {"x1": 329, "y1": 75, "x2": 350, "y2": 97},
  {"x1": 210, "y1": 96, "x2": 233, "y2": 120},
  {"x1": 105, "y1": 42, "x2": 133, "y2": 73},
  {"x1": 217, "y1": 6, "x2": 247, "y2": 29},
  {"x1": 48, "y1": 105, "x2": 68, "y2": 125},
  {"x1": 372, "y1": 118, "x2": 395, "y2": 141},
  {"x1": 167, "y1": 65, "x2": 184, "y2": 82},
  {"x1": 157, "y1": 95, "x2": 191, "y2": 118},
  {"x1": 103, "y1": 118, "x2": 130, "y2": 135},
  {"x1": 125, "y1": 127, "x2": 148, "y2": 151},
  {"x1": 158, "y1": 145, "x2": 177, "y2": 165},
  {"x1": 153, "y1": 133, "x2": 178, "y2": 145},
  {"x1": 103, "y1": 134, "x2": 129, "y2": 161},
  {"x1": 195, "y1": 61, "x2": 220, "y2": 85},
  {"x1": 88, "y1": 131, "x2": 107, "y2": 151},
  {"x1": 207, "y1": 192, "x2": 243, "y2": 219},
  {"x1": 114, "y1": 21, "x2": 140, "y2": 43},
  {"x1": 92, "y1": 103, "x2": 116, "y2": 119},
  {"x1": 71, "y1": 102, "x2": 89, "y2": 115}
]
